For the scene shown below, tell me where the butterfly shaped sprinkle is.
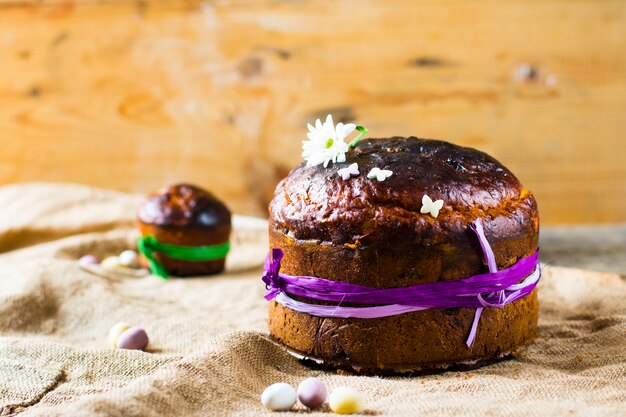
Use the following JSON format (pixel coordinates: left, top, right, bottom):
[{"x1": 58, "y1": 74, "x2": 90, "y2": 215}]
[
  {"x1": 367, "y1": 167, "x2": 393, "y2": 182},
  {"x1": 337, "y1": 163, "x2": 360, "y2": 180},
  {"x1": 420, "y1": 195, "x2": 444, "y2": 218}
]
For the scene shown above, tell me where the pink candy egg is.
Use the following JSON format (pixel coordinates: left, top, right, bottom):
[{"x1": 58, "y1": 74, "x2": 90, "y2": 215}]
[
  {"x1": 78, "y1": 255, "x2": 98, "y2": 267},
  {"x1": 116, "y1": 326, "x2": 149, "y2": 351},
  {"x1": 297, "y1": 377, "x2": 328, "y2": 409}
]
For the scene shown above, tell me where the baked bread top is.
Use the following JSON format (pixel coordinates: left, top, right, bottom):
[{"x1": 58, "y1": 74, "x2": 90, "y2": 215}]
[
  {"x1": 137, "y1": 184, "x2": 231, "y2": 229},
  {"x1": 270, "y1": 137, "x2": 537, "y2": 247}
]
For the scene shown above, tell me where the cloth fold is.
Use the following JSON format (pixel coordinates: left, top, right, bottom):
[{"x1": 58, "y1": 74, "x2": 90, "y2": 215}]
[{"x1": 0, "y1": 183, "x2": 624, "y2": 417}]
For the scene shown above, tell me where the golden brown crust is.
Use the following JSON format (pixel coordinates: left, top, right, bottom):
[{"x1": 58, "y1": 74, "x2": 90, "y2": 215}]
[
  {"x1": 269, "y1": 290, "x2": 538, "y2": 374},
  {"x1": 138, "y1": 183, "x2": 231, "y2": 228},
  {"x1": 137, "y1": 184, "x2": 231, "y2": 277},
  {"x1": 270, "y1": 137, "x2": 535, "y2": 246},
  {"x1": 267, "y1": 137, "x2": 540, "y2": 373}
]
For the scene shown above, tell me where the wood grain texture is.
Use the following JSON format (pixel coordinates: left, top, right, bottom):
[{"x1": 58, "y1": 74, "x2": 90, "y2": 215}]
[{"x1": 0, "y1": 0, "x2": 625, "y2": 223}]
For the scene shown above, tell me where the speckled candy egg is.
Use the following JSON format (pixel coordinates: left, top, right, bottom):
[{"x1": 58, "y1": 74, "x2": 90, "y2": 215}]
[
  {"x1": 329, "y1": 386, "x2": 364, "y2": 415},
  {"x1": 261, "y1": 382, "x2": 296, "y2": 411},
  {"x1": 297, "y1": 378, "x2": 328, "y2": 409},
  {"x1": 116, "y1": 326, "x2": 149, "y2": 351}
]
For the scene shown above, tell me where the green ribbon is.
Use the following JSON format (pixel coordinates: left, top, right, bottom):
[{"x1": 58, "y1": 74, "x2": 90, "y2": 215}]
[{"x1": 137, "y1": 236, "x2": 230, "y2": 279}]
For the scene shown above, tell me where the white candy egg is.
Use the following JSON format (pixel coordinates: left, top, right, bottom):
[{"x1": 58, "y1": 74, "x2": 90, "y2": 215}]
[
  {"x1": 118, "y1": 250, "x2": 139, "y2": 268},
  {"x1": 261, "y1": 382, "x2": 297, "y2": 411}
]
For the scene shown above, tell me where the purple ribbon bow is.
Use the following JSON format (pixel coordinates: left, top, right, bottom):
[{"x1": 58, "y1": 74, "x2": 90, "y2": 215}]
[{"x1": 262, "y1": 248, "x2": 284, "y2": 300}]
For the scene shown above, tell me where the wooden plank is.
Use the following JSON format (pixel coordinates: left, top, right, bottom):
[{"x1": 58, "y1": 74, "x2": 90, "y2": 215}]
[
  {"x1": 0, "y1": 0, "x2": 625, "y2": 222},
  {"x1": 541, "y1": 224, "x2": 626, "y2": 277}
]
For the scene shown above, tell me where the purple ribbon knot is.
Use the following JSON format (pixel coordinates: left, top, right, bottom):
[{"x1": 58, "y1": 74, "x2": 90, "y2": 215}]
[{"x1": 262, "y1": 248, "x2": 284, "y2": 300}]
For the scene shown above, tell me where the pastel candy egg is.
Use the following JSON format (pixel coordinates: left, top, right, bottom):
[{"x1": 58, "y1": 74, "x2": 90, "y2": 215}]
[
  {"x1": 329, "y1": 386, "x2": 364, "y2": 415},
  {"x1": 118, "y1": 250, "x2": 139, "y2": 268},
  {"x1": 261, "y1": 382, "x2": 296, "y2": 411},
  {"x1": 101, "y1": 256, "x2": 126, "y2": 271},
  {"x1": 297, "y1": 377, "x2": 328, "y2": 409},
  {"x1": 108, "y1": 322, "x2": 130, "y2": 348},
  {"x1": 78, "y1": 255, "x2": 98, "y2": 267},
  {"x1": 116, "y1": 326, "x2": 149, "y2": 351}
]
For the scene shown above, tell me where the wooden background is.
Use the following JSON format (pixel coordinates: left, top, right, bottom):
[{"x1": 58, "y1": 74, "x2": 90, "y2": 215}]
[{"x1": 0, "y1": 0, "x2": 624, "y2": 223}]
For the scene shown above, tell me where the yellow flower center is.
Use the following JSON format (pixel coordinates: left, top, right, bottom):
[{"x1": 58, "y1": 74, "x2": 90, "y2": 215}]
[{"x1": 325, "y1": 138, "x2": 334, "y2": 148}]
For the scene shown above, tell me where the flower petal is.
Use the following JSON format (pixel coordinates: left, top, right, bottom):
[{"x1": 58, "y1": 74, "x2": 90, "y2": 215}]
[
  {"x1": 335, "y1": 122, "x2": 344, "y2": 136},
  {"x1": 303, "y1": 115, "x2": 364, "y2": 168},
  {"x1": 337, "y1": 123, "x2": 356, "y2": 139}
]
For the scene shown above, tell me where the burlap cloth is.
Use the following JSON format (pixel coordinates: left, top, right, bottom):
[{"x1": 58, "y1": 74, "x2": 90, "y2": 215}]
[{"x1": 0, "y1": 183, "x2": 624, "y2": 417}]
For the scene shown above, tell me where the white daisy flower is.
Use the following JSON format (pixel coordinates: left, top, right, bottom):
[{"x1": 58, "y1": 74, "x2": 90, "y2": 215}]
[
  {"x1": 420, "y1": 195, "x2": 444, "y2": 218},
  {"x1": 302, "y1": 114, "x2": 355, "y2": 167},
  {"x1": 337, "y1": 163, "x2": 360, "y2": 180},
  {"x1": 367, "y1": 167, "x2": 393, "y2": 182}
]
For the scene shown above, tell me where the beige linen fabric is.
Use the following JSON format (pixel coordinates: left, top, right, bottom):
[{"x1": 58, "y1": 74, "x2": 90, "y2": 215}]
[{"x1": 0, "y1": 183, "x2": 624, "y2": 417}]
